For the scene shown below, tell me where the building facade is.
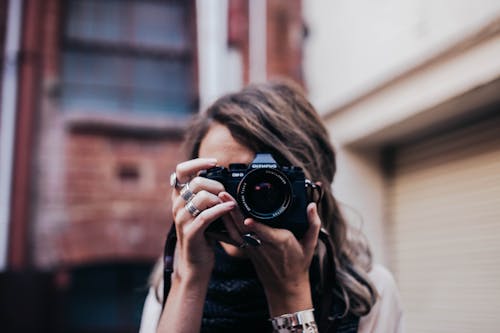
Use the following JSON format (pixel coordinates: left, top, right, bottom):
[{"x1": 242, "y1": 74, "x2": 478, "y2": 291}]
[
  {"x1": 304, "y1": 1, "x2": 500, "y2": 332},
  {"x1": 0, "y1": 0, "x2": 303, "y2": 332},
  {"x1": 3, "y1": 1, "x2": 500, "y2": 332}
]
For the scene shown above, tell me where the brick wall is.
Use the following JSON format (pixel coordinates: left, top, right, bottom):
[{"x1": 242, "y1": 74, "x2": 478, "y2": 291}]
[
  {"x1": 267, "y1": 0, "x2": 304, "y2": 85},
  {"x1": 34, "y1": 130, "x2": 184, "y2": 267},
  {"x1": 26, "y1": 0, "x2": 303, "y2": 270},
  {"x1": 228, "y1": 0, "x2": 304, "y2": 85},
  {"x1": 29, "y1": 0, "x2": 189, "y2": 269}
]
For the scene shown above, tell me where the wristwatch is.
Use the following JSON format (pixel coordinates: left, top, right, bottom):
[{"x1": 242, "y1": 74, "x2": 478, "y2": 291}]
[{"x1": 271, "y1": 309, "x2": 318, "y2": 333}]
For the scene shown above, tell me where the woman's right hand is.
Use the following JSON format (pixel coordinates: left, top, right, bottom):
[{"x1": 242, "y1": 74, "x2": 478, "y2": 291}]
[
  {"x1": 171, "y1": 158, "x2": 236, "y2": 280},
  {"x1": 159, "y1": 158, "x2": 236, "y2": 333}
]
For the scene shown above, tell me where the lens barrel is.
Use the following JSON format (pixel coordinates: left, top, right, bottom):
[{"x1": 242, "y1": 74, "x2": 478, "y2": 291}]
[{"x1": 237, "y1": 168, "x2": 293, "y2": 221}]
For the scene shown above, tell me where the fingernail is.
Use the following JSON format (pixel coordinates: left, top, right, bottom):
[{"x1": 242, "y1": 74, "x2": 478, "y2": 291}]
[
  {"x1": 225, "y1": 201, "x2": 236, "y2": 208},
  {"x1": 308, "y1": 202, "x2": 317, "y2": 214},
  {"x1": 207, "y1": 158, "x2": 217, "y2": 165}
]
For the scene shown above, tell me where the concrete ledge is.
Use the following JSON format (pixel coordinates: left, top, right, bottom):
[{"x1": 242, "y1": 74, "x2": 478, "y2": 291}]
[
  {"x1": 63, "y1": 112, "x2": 189, "y2": 139},
  {"x1": 324, "y1": 16, "x2": 500, "y2": 148}
]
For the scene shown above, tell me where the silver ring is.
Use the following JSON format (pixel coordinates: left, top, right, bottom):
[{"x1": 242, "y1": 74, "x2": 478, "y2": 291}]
[
  {"x1": 185, "y1": 200, "x2": 202, "y2": 217},
  {"x1": 180, "y1": 183, "x2": 195, "y2": 202},
  {"x1": 170, "y1": 172, "x2": 186, "y2": 189},
  {"x1": 239, "y1": 241, "x2": 249, "y2": 249},
  {"x1": 241, "y1": 233, "x2": 262, "y2": 247}
]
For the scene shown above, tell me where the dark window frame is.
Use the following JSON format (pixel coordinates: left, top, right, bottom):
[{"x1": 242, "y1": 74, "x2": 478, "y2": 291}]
[{"x1": 58, "y1": 0, "x2": 198, "y2": 121}]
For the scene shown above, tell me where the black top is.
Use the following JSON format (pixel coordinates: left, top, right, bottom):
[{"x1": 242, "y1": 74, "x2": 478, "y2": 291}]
[
  {"x1": 201, "y1": 244, "x2": 271, "y2": 333},
  {"x1": 200, "y1": 244, "x2": 360, "y2": 333}
]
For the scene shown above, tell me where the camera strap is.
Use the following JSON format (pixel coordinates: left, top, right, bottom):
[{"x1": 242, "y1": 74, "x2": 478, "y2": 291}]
[
  {"x1": 162, "y1": 224, "x2": 177, "y2": 309},
  {"x1": 316, "y1": 228, "x2": 338, "y2": 332},
  {"x1": 305, "y1": 179, "x2": 324, "y2": 204}
]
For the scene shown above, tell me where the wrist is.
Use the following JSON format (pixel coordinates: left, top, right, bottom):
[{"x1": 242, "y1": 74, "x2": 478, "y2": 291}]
[
  {"x1": 173, "y1": 255, "x2": 214, "y2": 281},
  {"x1": 172, "y1": 266, "x2": 212, "y2": 289},
  {"x1": 264, "y1": 278, "x2": 313, "y2": 317},
  {"x1": 168, "y1": 270, "x2": 211, "y2": 309},
  {"x1": 160, "y1": 267, "x2": 211, "y2": 333}
]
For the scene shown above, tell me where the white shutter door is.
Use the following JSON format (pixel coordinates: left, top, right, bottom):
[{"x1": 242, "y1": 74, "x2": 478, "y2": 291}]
[{"x1": 389, "y1": 114, "x2": 500, "y2": 333}]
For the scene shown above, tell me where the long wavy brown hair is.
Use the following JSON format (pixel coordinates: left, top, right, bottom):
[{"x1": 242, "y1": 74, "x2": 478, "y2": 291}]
[{"x1": 152, "y1": 80, "x2": 377, "y2": 317}]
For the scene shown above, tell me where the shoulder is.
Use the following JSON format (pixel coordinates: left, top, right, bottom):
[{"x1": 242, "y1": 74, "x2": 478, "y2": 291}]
[
  {"x1": 358, "y1": 264, "x2": 404, "y2": 333},
  {"x1": 368, "y1": 264, "x2": 399, "y2": 297}
]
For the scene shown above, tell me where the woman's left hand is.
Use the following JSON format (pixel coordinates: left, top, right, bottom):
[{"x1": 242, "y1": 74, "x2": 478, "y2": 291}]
[{"x1": 220, "y1": 192, "x2": 322, "y2": 316}]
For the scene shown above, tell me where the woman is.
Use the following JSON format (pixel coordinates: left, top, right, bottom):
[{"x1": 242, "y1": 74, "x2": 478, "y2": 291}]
[{"x1": 140, "y1": 81, "x2": 403, "y2": 333}]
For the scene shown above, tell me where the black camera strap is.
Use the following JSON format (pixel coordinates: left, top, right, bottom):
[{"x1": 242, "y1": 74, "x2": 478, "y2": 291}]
[
  {"x1": 316, "y1": 228, "x2": 338, "y2": 333},
  {"x1": 162, "y1": 224, "x2": 177, "y2": 309}
]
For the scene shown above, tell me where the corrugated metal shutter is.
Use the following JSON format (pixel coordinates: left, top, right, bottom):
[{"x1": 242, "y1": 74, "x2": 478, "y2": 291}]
[{"x1": 389, "y1": 114, "x2": 500, "y2": 333}]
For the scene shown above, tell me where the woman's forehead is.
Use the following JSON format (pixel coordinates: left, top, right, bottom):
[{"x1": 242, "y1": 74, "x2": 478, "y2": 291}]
[{"x1": 198, "y1": 123, "x2": 255, "y2": 167}]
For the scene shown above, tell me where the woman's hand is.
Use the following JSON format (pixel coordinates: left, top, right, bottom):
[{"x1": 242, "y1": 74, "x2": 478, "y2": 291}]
[
  {"x1": 171, "y1": 158, "x2": 236, "y2": 281},
  {"x1": 159, "y1": 158, "x2": 238, "y2": 333},
  {"x1": 219, "y1": 193, "x2": 322, "y2": 316}
]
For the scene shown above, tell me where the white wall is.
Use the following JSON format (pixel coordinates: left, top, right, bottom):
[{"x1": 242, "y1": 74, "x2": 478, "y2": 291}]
[
  {"x1": 303, "y1": 0, "x2": 500, "y2": 265},
  {"x1": 197, "y1": 0, "x2": 244, "y2": 110},
  {"x1": 333, "y1": 147, "x2": 388, "y2": 265},
  {"x1": 303, "y1": 0, "x2": 500, "y2": 114}
]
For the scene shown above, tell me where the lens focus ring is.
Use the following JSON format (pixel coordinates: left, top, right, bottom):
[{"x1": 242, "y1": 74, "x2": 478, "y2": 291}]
[{"x1": 237, "y1": 168, "x2": 292, "y2": 221}]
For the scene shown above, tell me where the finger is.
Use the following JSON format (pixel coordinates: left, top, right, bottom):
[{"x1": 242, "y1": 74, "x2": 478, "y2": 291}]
[
  {"x1": 220, "y1": 214, "x2": 245, "y2": 247},
  {"x1": 220, "y1": 210, "x2": 244, "y2": 240},
  {"x1": 300, "y1": 203, "x2": 321, "y2": 254},
  {"x1": 175, "y1": 158, "x2": 217, "y2": 184},
  {"x1": 187, "y1": 201, "x2": 237, "y2": 234},
  {"x1": 217, "y1": 192, "x2": 245, "y2": 245},
  {"x1": 174, "y1": 189, "x2": 220, "y2": 222},
  {"x1": 219, "y1": 192, "x2": 246, "y2": 229},
  {"x1": 175, "y1": 190, "x2": 221, "y2": 220},
  {"x1": 172, "y1": 189, "x2": 217, "y2": 219},
  {"x1": 243, "y1": 218, "x2": 289, "y2": 244},
  {"x1": 172, "y1": 177, "x2": 225, "y2": 216},
  {"x1": 206, "y1": 230, "x2": 241, "y2": 247},
  {"x1": 218, "y1": 191, "x2": 236, "y2": 203},
  {"x1": 219, "y1": 192, "x2": 248, "y2": 241},
  {"x1": 189, "y1": 176, "x2": 225, "y2": 195}
]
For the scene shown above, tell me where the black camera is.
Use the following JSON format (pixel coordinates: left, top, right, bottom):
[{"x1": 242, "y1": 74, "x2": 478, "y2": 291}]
[{"x1": 200, "y1": 153, "x2": 312, "y2": 239}]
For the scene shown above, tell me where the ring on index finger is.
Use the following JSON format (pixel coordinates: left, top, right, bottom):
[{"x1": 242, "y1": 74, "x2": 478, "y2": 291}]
[
  {"x1": 180, "y1": 183, "x2": 195, "y2": 202},
  {"x1": 170, "y1": 172, "x2": 186, "y2": 189}
]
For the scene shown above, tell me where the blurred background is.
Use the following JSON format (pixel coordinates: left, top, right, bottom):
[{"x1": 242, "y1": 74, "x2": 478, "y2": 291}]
[{"x1": 0, "y1": 0, "x2": 499, "y2": 332}]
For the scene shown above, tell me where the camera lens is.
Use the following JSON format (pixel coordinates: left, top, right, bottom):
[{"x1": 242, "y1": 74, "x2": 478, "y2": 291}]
[{"x1": 237, "y1": 168, "x2": 292, "y2": 220}]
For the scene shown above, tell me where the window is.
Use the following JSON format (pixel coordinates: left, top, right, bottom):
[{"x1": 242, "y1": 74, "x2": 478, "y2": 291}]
[{"x1": 61, "y1": 0, "x2": 196, "y2": 118}]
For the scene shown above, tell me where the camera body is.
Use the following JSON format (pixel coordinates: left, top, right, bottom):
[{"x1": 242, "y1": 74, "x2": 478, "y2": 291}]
[{"x1": 200, "y1": 153, "x2": 309, "y2": 239}]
